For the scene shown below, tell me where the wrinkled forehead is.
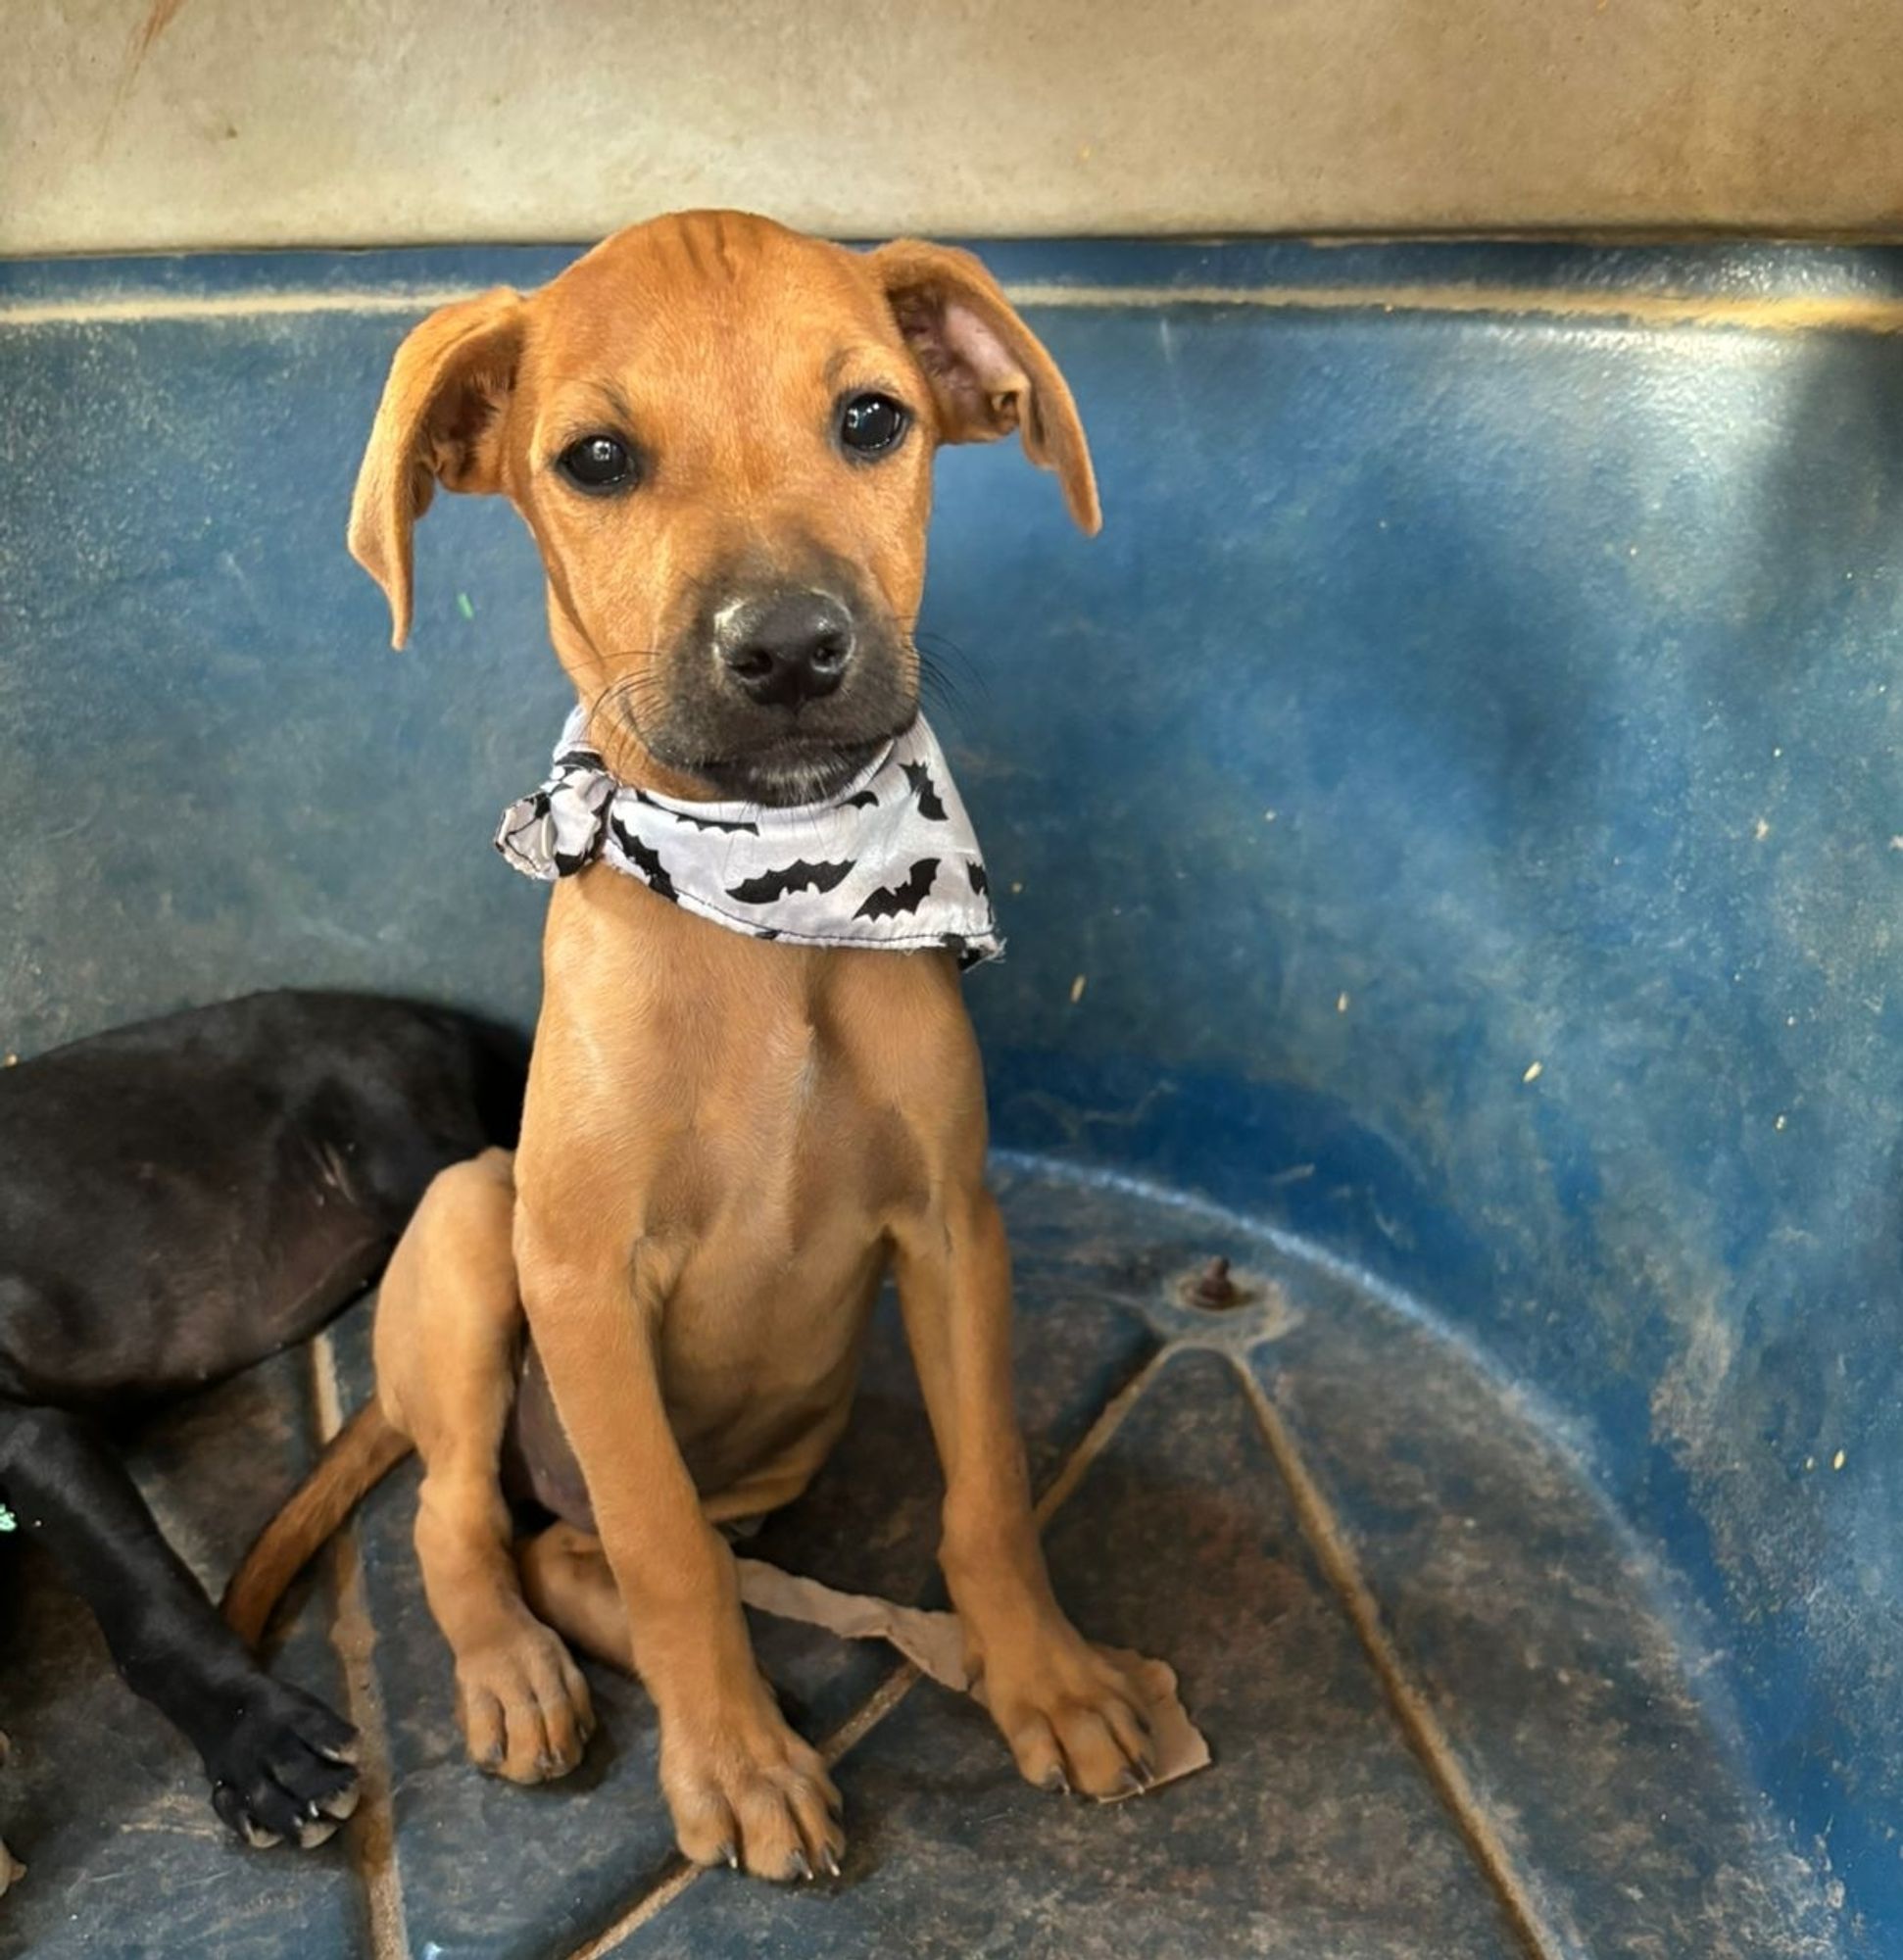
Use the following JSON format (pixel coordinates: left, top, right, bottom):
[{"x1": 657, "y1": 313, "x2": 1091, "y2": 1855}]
[{"x1": 514, "y1": 220, "x2": 911, "y2": 453}]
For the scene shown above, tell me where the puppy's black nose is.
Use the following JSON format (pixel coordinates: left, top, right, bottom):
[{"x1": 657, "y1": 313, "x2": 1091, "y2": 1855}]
[{"x1": 719, "y1": 592, "x2": 854, "y2": 709}]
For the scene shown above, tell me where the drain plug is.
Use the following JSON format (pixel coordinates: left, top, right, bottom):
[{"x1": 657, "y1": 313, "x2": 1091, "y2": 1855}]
[{"x1": 1190, "y1": 1255, "x2": 1244, "y2": 1310}]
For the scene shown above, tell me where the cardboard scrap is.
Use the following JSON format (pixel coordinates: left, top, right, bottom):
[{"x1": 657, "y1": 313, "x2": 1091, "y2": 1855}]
[
  {"x1": 734, "y1": 1557, "x2": 1210, "y2": 1798},
  {"x1": 0, "y1": 1731, "x2": 19, "y2": 1896}
]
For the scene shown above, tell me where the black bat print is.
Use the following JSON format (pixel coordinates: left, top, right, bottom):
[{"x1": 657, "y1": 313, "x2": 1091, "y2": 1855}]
[
  {"x1": 554, "y1": 747, "x2": 603, "y2": 771},
  {"x1": 841, "y1": 789, "x2": 880, "y2": 809},
  {"x1": 966, "y1": 860, "x2": 990, "y2": 897},
  {"x1": 635, "y1": 790, "x2": 759, "y2": 835},
  {"x1": 902, "y1": 762, "x2": 948, "y2": 820},
  {"x1": 726, "y1": 858, "x2": 855, "y2": 905},
  {"x1": 609, "y1": 816, "x2": 678, "y2": 901},
  {"x1": 854, "y1": 858, "x2": 941, "y2": 919}
]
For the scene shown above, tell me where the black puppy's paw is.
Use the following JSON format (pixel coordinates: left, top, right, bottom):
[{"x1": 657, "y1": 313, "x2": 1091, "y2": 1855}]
[{"x1": 205, "y1": 1679, "x2": 360, "y2": 1850}]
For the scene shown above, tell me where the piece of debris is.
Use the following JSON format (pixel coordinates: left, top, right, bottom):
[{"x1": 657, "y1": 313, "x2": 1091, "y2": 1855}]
[
  {"x1": 1070, "y1": 974, "x2": 1087, "y2": 1004},
  {"x1": 1524, "y1": 1060, "x2": 1543, "y2": 1084}
]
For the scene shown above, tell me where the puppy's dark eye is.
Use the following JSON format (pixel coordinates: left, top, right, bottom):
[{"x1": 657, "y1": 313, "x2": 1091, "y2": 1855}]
[
  {"x1": 838, "y1": 393, "x2": 909, "y2": 457},
  {"x1": 557, "y1": 433, "x2": 638, "y2": 492}
]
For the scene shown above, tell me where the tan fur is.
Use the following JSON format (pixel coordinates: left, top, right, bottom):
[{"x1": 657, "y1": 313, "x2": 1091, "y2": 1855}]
[{"x1": 229, "y1": 212, "x2": 1147, "y2": 1882}]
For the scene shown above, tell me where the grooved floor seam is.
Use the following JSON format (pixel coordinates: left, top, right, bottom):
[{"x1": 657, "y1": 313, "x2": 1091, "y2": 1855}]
[
  {"x1": 311, "y1": 1330, "x2": 411, "y2": 1960},
  {"x1": 1230, "y1": 1352, "x2": 1568, "y2": 1960}
]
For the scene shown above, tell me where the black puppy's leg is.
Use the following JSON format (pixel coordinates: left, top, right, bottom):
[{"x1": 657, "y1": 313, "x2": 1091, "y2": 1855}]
[{"x1": 0, "y1": 1402, "x2": 359, "y2": 1848}]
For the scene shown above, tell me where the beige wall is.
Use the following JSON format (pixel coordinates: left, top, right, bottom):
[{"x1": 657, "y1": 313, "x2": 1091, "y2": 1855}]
[{"x1": 8, "y1": 0, "x2": 1903, "y2": 255}]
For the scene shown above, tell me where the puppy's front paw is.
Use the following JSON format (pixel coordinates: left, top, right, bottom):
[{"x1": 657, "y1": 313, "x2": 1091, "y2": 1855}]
[
  {"x1": 206, "y1": 1678, "x2": 361, "y2": 1849},
  {"x1": 456, "y1": 1624, "x2": 594, "y2": 1784},
  {"x1": 980, "y1": 1626, "x2": 1157, "y2": 1801},
  {"x1": 660, "y1": 1691, "x2": 844, "y2": 1883}
]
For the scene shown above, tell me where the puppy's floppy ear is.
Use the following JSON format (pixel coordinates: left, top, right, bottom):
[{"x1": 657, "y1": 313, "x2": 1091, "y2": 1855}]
[
  {"x1": 347, "y1": 288, "x2": 524, "y2": 647},
  {"x1": 869, "y1": 241, "x2": 1100, "y2": 536}
]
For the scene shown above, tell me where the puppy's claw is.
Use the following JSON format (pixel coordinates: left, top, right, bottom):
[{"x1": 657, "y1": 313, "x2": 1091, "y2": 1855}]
[
  {"x1": 821, "y1": 1847, "x2": 842, "y2": 1879},
  {"x1": 786, "y1": 1850, "x2": 812, "y2": 1884}
]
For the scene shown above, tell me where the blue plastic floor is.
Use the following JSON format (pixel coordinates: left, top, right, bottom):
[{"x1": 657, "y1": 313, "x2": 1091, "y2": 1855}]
[{"x1": 0, "y1": 1157, "x2": 1835, "y2": 1960}]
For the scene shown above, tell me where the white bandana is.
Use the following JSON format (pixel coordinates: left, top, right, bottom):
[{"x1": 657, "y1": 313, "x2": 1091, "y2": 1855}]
[{"x1": 495, "y1": 708, "x2": 1002, "y2": 966}]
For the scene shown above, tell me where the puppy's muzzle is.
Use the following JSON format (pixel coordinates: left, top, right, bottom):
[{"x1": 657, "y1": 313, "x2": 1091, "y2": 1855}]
[{"x1": 716, "y1": 590, "x2": 854, "y2": 710}]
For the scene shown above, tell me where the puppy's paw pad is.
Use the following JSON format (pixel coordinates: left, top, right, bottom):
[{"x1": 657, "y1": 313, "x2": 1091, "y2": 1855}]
[
  {"x1": 207, "y1": 1678, "x2": 363, "y2": 1850},
  {"x1": 455, "y1": 1626, "x2": 594, "y2": 1785},
  {"x1": 663, "y1": 1709, "x2": 844, "y2": 1883},
  {"x1": 988, "y1": 1636, "x2": 1157, "y2": 1801}
]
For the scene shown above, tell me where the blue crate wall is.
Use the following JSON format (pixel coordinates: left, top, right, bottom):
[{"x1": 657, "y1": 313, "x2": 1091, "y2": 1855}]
[{"x1": 4, "y1": 239, "x2": 1901, "y2": 1954}]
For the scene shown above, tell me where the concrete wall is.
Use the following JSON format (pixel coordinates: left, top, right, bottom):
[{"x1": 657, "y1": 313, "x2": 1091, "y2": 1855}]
[{"x1": 8, "y1": 0, "x2": 1903, "y2": 255}]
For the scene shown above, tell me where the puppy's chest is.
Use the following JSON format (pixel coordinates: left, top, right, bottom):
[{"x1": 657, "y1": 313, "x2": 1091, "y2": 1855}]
[{"x1": 672, "y1": 1014, "x2": 930, "y2": 1237}]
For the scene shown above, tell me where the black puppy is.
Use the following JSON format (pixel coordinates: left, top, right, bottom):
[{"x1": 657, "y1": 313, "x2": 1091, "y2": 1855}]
[{"x1": 0, "y1": 991, "x2": 522, "y2": 1863}]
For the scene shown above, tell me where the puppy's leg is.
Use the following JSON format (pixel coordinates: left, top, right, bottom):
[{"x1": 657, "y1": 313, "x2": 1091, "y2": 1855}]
[
  {"x1": 518, "y1": 1521, "x2": 630, "y2": 1669},
  {"x1": 376, "y1": 1152, "x2": 593, "y2": 1785},
  {"x1": 891, "y1": 1186, "x2": 1156, "y2": 1799},
  {"x1": 0, "y1": 1402, "x2": 359, "y2": 1846},
  {"x1": 518, "y1": 1221, "x2": 843, "y2": 1882}
]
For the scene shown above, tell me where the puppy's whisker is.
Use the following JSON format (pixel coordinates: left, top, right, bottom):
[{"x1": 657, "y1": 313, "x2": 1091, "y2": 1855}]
[
  {"x1": 913, "y1": 631, "x2": 991, "y2": 706},
  {"x1": 908, "y1": 640, "x2": 978, "y2": 737}
]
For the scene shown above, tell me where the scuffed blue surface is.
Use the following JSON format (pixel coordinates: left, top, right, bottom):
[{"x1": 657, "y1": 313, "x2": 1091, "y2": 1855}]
[{"x1": 3, "y1": 238, "x2": 1900, "y2": 1954}]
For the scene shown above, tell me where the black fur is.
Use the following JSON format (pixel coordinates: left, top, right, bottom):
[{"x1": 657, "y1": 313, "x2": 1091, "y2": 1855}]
[{"x1": 0, "y1": 990, "x2": 524, "y2": 1847}]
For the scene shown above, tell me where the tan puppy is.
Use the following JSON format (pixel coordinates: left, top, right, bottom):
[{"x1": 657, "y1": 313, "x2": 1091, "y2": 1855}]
[{"x1": 227, "y1": 212, "x2": 1153, "y2": 1882}]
